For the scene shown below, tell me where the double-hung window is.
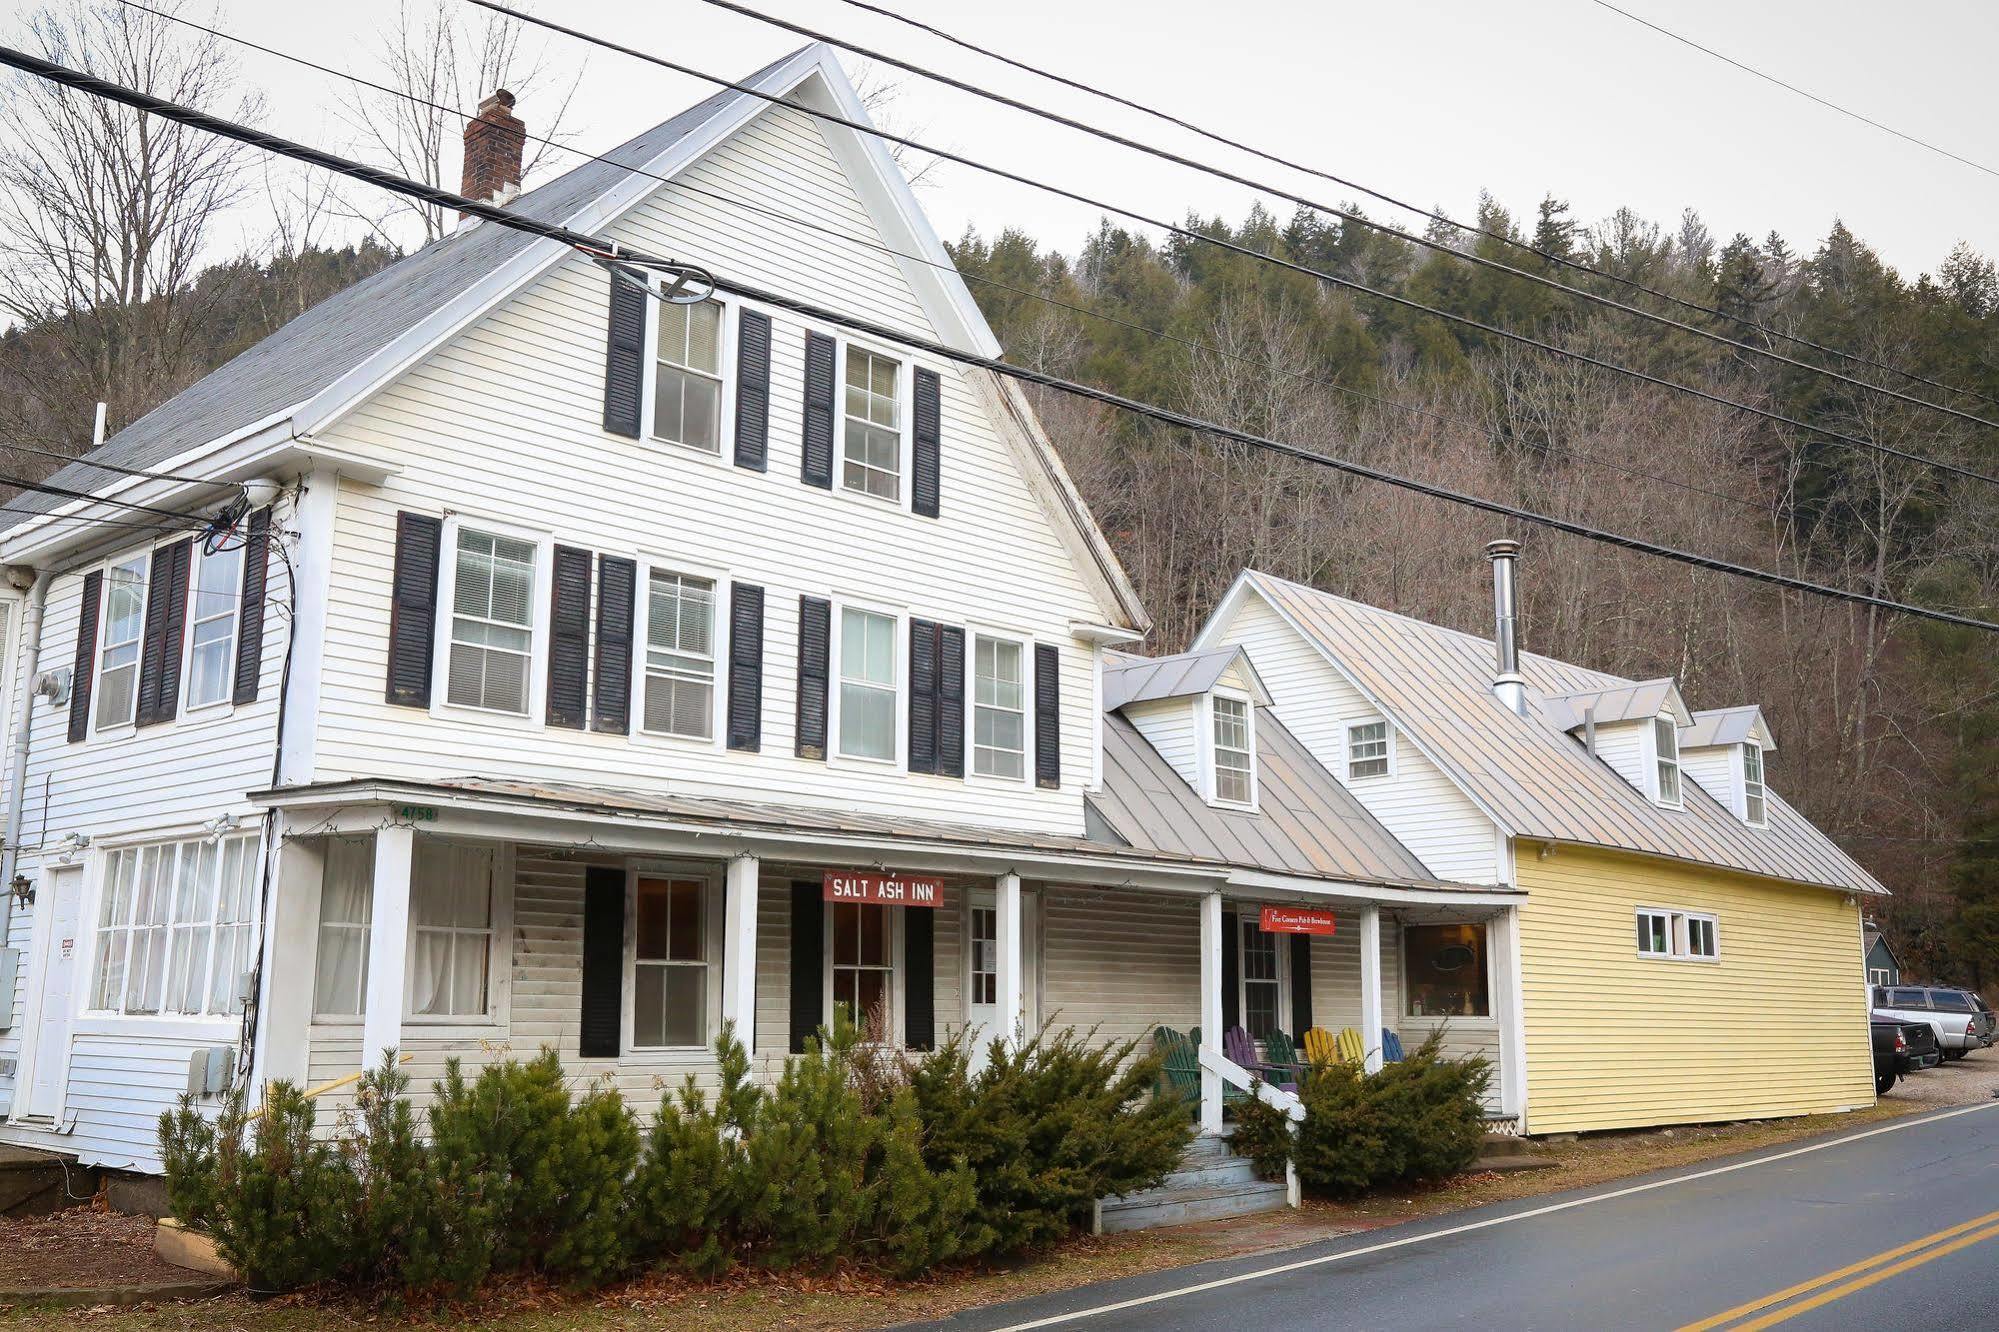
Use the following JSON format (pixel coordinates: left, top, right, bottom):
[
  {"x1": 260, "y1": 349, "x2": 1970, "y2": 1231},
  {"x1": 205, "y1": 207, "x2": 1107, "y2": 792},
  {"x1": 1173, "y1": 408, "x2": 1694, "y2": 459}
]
[
  {"x1": 972, "y1": 635, "x2": 1026, "y2": 780},
  {"x1": 1636, "y1": 907, "x2": 1718, "y2": 961},
  {"x1": 91, "y1": 834, "x2": 259, "y2": 1017},
  {"x1": 95, "y1": 553, "x2": 149, "y2": 729},
  {"x1": 842, "y1": 347, "x2": 901, "y2": 501},
  {"x1": 632, "y1": 875, "x2": 708, "y2": 1048},
  {"x1": 408, "y1": 842, "x2": 497, "y2": 1018},
  {"x1": 447, "y1": 528, "x2": 536, "y2": 715},
  {"x1": 1347, "y1": 719, "x2": 1390, "y2": 780},
  {"x1": 312, "y1": 837, "x2": 374, "y2": 1017},
  {"x1": 838, "y1": 607, "x2": 896, "y2": 761},
  {"x1": 1742, "y1": 744, "x2": 1767, "y2": 826},
  {"x1": 184, "y1": 540, "x2": 243, "y2": 709},
  {"x1": 831, "y1": 902, "x2": 894, "y2": 1037},
  {"x1": 969, "y1": 905, "x2": 998, "y2": 1006},
  {"x1": 1652, "y1": 717, "x2": 1682, "y2": 805},
  {"x1": 1239, "y1": 918, "x2": 1280, "y2": 1038},
  {"x1": 653, "y1": 298, "x2": 724, "y2": 452},
  {"x1": 1212, "y1": 695, "x2": 1253, "y2": 804},
  {"x1": 642, "y1": 571, "x2": 716, "y2": 740}
]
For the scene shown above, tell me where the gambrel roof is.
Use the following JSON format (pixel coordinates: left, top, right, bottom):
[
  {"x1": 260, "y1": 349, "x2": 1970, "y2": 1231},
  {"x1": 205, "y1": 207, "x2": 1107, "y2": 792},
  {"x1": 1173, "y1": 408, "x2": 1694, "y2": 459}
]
[
  {"x1": 1207, "y1": 571, "x2": 1885, "y2": 896},
  {"x1": 3, "y1": 47, "x2": 1146, "y2": 628}
]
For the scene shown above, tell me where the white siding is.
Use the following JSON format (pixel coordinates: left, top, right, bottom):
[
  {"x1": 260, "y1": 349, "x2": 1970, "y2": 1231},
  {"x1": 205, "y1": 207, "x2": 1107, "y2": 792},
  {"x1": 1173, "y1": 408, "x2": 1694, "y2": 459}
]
[
  {"x1": 1123, "y1": 698, "x2": 1200, "y2": 795},
  {"x1": 1041, "y1": 886, "x2": 1200, "y2": 1047},
  {"x1": 1682, "y1": 746, "x2": 1739, "y2": 816},
  {"x1": 303, "y1": 102, "x2": 1103, "y2": 834},
  {"x1": 1211, "y1": 593, "x2": 1501, "y2": 884},
  {"x1": 1592, "y1": 720, "x2": 1650, "y2": 795}
]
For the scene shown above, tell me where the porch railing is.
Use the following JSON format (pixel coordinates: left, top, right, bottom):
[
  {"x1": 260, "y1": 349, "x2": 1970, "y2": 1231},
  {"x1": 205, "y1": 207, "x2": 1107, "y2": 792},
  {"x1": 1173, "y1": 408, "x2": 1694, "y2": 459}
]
[{"x1": 1198, "y1": 1045, "x2": 1305, "y2": 1122}]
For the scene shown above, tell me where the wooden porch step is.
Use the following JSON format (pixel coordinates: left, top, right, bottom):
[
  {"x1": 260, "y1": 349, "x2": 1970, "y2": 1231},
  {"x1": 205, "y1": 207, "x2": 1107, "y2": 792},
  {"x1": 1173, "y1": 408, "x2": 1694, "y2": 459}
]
[{"x1": 1097, "y1": 1178, "x2": 1289, "y2": 1233}]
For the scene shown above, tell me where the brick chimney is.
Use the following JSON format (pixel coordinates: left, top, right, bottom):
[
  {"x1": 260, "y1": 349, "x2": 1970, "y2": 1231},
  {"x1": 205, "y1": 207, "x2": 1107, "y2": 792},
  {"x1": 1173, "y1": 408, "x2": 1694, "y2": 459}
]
[{"x1": 461, "y1": 89, "x2": 525, "y2": 213}]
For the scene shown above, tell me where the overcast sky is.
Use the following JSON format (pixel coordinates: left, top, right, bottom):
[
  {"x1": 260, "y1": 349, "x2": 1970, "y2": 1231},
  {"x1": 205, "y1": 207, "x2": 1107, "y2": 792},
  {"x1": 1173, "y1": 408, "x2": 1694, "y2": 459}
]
[{"x1": 115, "y1": 0, "x2": 1999, "y2": 275}]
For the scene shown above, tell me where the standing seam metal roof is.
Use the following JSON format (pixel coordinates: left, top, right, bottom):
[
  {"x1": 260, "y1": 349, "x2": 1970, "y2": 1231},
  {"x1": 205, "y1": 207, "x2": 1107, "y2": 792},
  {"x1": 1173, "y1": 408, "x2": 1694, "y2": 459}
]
[{"x1": 1245, "y1": 572, "x2": 1886, "y2": 895}]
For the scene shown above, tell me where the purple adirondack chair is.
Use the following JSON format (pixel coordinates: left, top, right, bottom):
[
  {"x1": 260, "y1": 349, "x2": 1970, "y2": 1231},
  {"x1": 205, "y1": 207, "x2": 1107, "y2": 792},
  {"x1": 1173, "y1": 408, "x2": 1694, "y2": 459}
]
[{"x1": 1224, "y1": 1026, "x2": 1296, "y2": 1095}]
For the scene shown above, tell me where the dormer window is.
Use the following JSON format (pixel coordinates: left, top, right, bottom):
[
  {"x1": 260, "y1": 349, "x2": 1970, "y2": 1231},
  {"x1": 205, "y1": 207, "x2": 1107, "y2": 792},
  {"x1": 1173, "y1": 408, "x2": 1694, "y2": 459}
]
[
  {"x1": 1652, "y1": 716, "x2": 1682, "y2": 806},
  {"x1": 1211, "y1": 694, "x2": 1253, "y2": 805},
  {"x1": 1743, "y1": 743, "x2": 1766, "y2": 826}
]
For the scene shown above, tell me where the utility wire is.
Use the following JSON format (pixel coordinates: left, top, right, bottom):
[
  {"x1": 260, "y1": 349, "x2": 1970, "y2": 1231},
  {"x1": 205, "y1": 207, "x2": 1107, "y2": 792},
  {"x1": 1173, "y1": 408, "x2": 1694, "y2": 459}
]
[
  {"x1": 659, "y1": 0, "x2": 1999, "y2": 437},
  {"x1": 472, "y1": 3, "x2": 1999, "y2": 489},
  {"x1": 829, "y1": 0, "x2": 1999, "y2": 415},
  {"x1": 2, "y1": 435, "x2": 248, "y2": 491},
  {"x1": 134, "y1": 3, "x2": 1779, "y2": 520},
  {"x1": 1589, "y1": 0, "x2": 1999, "y2": 183},
  {"x1": 6, "y1": 45, "x2": 1990, "y2": 633},
  {"x1": 0, "y1": 468, "x2": 213, "y2": 524}
]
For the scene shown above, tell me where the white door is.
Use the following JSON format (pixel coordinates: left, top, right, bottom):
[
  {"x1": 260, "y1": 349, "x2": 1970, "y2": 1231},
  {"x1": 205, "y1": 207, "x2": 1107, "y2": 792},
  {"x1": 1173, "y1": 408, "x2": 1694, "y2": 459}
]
[
  {"x1": 965, "y1": 892, "x2": 1000, "y2": 1061},
  {"x1": 24, "y1": 866, "x2": 83, "y2": 1119}
]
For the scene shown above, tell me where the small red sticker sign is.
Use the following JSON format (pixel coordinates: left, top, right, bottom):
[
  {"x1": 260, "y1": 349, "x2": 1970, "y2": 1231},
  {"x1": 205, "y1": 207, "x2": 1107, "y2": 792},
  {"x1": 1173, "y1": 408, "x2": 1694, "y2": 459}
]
[
  {"x1": 823, "y1": 872, "x2": 943, "y2": 908},
  {"x1": 1260, "y1": 905, "x2": 1338, "y2": 935}
]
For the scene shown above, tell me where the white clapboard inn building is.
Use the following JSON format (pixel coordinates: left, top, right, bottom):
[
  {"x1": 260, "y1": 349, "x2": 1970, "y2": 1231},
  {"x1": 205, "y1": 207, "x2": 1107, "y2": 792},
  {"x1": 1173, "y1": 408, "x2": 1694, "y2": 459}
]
[{"x1": 0, "y1": 47, "x2": 1518, "y2": 1187}]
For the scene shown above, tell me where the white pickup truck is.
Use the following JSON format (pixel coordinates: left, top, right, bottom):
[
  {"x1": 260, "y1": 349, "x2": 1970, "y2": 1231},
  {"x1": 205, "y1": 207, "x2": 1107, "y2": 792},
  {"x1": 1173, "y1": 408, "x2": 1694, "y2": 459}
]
[{"x1": 1872, "y1": 986, "x2": 1997, "y2": 1060}]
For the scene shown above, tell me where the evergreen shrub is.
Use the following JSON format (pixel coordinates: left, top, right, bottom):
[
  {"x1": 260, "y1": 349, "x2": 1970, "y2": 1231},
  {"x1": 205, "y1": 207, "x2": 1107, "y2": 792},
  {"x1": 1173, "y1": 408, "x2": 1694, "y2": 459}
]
[{"x1": 1288, "y1": 1032, "x2": 1490, "y2": 1198}]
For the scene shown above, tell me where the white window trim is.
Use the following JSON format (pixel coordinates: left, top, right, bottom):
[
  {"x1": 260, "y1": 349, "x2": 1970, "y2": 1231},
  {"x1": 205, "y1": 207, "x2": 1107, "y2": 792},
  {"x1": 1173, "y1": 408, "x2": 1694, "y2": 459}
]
[
  {"x1": 82, "y1": 831, "x2": 265, "y2": 1023},
  {"x1": 178, "y1": 538, "x2": 244, "y2": 718},
  {"x1": 629, "y1": 555, "x2": 730, "y2": 751},
  {"x1": 621, "y1": 861, "x2": 726, "y2": 1055},
  {"x1": 822, "y1": 898, "x2": 906, "y2": 1045},
  {"x1": 402, "y1": 841, "x2": 513, "y2": 1028},
  {"x1": 1344, "y1": 716, "x2": 1395, "y2": 783},
  {"x1": 828, "y1": 595, "x2": 906, "y2": 769},
  {"x1": 1741, "y1": 742, "x2": 1768, "y2": 828},
  {"x1": 1635, "y1": 905, "x2": 1720, "y2": 963},
  {"x1": 1646, "y1": 715, "x2": 1685, "y2": 809},
  {"x1": 833, "y1": 336, "x2": 914, "y2": 513},
  {"x1": 1235, "y1": 911, "x2": 1289, "y2": 1036},
  {"x1": 90, "y1": 548, "x2": 155, "y2": 738},
  {"x1": 1869, "y1": 967, "x2": 1892, "y2": 987},
  {"x1": 1203, "y1": 688, "x2": 1258, "y2": 810},
  {"x1": 642, "y1": 288, "x2": 737, "y2": 463},
  {"x1": 966, "y1": 624, "x2": 1032, "y2": 787},
  {"x1": 429, "y1": 513, "x2": 554, "y2": 729}
]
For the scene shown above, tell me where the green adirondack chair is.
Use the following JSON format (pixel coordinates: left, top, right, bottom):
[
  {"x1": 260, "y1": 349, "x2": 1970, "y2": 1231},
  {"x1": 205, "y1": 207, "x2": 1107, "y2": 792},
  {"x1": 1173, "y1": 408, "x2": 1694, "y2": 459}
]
[
  {"x1": 1154, "y1": 1026, "x2": 1201, "y2": 1110},
  {"x1": 1263, "y1": 1029, "x2": 1304, "y2": 1078}
]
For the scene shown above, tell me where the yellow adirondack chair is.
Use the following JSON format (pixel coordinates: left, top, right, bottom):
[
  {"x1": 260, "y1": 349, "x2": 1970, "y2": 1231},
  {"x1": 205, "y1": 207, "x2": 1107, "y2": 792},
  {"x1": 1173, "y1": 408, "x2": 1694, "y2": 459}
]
[
  {"x1": 1301, "y1": 1026, "x2": 1339, "y2": 1066},
  {"x1": 1335, "y1": 1027, "x2": 1366, "y2": 1064}
]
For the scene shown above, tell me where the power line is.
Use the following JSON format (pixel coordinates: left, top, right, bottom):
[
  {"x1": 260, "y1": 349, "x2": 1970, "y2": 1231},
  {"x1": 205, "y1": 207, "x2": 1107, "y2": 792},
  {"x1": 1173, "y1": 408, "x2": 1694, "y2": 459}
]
[
  {"x1": 1, "y1": 435, "x2": 248, "y2": 490},
  {"x1": 6, "y1": 44, "x2": 1990, "y2": 635},
  {"x1": 132, "y1": 4, "x2": 1780, "y2": 520},
  {"x1": 0, "y1": 468, "x2": 212, "y2": 525},
  {"x1": 473, "y1": 4, "x2": 1999, "y2": 490},
  {"x1": 828, "y1": 0, "x2": 1999, "y2": 415},
  {"x1": 1589, "y1": 0, "x2": 1999, "y2": 183},
  {"x1": 657, "y1": 0, "x2": 1999, "y2": 438}
]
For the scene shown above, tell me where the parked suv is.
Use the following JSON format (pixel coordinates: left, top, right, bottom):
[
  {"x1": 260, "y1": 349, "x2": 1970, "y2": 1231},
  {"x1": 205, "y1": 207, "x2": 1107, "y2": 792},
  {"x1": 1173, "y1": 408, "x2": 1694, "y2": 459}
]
[{"x1": 1872, "y1": 986, "x2": 1997, "y2": 1059}]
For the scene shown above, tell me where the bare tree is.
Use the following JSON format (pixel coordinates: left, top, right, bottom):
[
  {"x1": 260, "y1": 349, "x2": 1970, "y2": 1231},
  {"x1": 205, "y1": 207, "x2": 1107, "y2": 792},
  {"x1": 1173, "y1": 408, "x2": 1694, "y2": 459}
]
[
  {"x1": 339, "y1": 0, "x2": 582, "y2": 247},
  {"x1": 0, "y1": 0, "x2": 261, "y2": 458},
  {"x1": 849, "y1": 59, "x2": 940, "y2": 190}
]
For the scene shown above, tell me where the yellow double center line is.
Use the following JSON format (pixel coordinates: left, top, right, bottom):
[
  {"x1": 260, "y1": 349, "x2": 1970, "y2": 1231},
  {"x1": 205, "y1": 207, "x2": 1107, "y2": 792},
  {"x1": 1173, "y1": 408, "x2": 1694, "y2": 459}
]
[{"x1": 1678, "y1": 1207, "x2": 1999, "y2": 1331}]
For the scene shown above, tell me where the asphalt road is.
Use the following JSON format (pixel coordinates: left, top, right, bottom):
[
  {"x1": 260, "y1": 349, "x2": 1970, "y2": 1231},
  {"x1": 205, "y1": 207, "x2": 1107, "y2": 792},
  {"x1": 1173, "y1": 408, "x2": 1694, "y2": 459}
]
[{"x1": 925, "y1": 1100, "x2": 1999, "y2": 1332}]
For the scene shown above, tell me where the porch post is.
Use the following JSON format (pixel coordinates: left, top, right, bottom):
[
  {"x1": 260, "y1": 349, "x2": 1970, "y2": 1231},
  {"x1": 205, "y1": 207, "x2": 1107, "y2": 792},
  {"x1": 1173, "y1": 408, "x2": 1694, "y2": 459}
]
[
  {"x1": 1359, "y1": 904, "x2": 1384, "y2": 1074},
  {"x1": 1493, "y1": 906, "x2": 1529, "y2": 1123},
  {"x1": 1199, "y1": 891, "x2": 1223, "y2": 1133},
  {"x1": 722, "y1": 854, "x2": 759, "y2": 1052},
  {"x1": 995, "y1": 871, "x2": 1023, "y2": 1047},
  {"x1": 361, "y1": 826, "x2": 414, "y2": 1072},
  {"x1": 253, "y1": 825, "x2": 322, "y2": 1088}
]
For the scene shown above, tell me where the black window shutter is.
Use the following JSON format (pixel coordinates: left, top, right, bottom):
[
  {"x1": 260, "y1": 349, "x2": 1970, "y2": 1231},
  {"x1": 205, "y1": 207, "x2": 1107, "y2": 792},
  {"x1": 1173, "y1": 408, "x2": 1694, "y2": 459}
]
[
  {"x1": 602, "y1": 267, "x2": 646, "y2": 438},
  {"x1": 1290, "y1": 933, "x2": 1313, "y2": 1038},
  {"x1": 794, "y1": 595, "x2": 831, "y2": 759},
  {"x1": 231, "y1": 508, "x2": 270, "y2": 705},
  {"x1": 904, "y1": 907, "x2": 935, "y2": 1051},
  {"x1": 385, "y1": 512, "x2": 443, "y2": 707},
  {"x1": 135, "y1": 539, "x2": 190, "y2": 728},
  {"x1": 1221, "y1": 910, "x2": 1240, "y2": 1034},
  {"x1": 726, "y1": 582, "x2": 765, "y2": 752},
  {"x1": 67, "y1": 570, "x2": 102, "y2": 743},
  {"x1": 789, "y1": 881, "x2": 825, "y2": 1054},
  {"x1": 579, "y1": 866, "x2": 625, "y2": 1058},
  {"x1": 937, "y1": 626, "x2": 965, "y2": 779},
  {"x1": 734, "y1": 309, "x2": 771, "y2": 471},
  {"x1": 912, "y1": 366, "x2": 941, "y2": 518},
  {"x1": 592, "y1": 555, "x2": 636, "y2": 734},
  {"x1": 546, "y1": 545, "x2": 593, "y2": 729},
  {"x1": 907, "y1": 619, "x2": 939, "y2": 775},
  {"x1": 1033, "y1": 643, "x2": 1061, "y2": 789},
  {"x1": 800, "y1": 331, "x2": 836, "y2": 489}
]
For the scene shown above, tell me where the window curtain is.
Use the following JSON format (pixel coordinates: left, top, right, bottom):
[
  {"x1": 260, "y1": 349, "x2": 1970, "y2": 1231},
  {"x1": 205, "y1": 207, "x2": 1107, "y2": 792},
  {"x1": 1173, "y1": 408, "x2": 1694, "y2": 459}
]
[{"x1": 313, "y1": 837, "x2": 375, "y2": 1016}]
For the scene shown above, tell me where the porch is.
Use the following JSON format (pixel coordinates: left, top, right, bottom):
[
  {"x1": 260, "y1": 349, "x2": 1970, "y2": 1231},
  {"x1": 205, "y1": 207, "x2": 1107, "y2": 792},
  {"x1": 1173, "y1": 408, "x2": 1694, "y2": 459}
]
[{"x1": 253, "y1": 782, "x2": 1525, "y2": 1133}]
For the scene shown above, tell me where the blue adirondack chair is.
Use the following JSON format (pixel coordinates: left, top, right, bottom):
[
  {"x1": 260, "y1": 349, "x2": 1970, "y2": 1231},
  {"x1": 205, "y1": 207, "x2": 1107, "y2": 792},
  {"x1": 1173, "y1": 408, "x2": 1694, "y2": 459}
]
[{"x1": 1382, "y1": 1028, "x2": 1406, "y2": 1063}]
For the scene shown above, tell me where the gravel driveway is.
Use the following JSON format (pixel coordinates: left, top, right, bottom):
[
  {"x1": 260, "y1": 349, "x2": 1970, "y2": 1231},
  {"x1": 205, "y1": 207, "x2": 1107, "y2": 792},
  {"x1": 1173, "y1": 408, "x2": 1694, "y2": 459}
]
[{"x1": 1883, "y1": 1044, "x2": 1999, "y2": 1106}]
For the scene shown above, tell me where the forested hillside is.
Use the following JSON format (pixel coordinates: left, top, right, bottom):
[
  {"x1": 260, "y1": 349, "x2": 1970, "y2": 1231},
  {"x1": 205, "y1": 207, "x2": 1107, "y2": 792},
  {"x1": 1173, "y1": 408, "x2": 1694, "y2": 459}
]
[{"x1": 1, "y1": 188, "x2": 1993, "y2": 984}]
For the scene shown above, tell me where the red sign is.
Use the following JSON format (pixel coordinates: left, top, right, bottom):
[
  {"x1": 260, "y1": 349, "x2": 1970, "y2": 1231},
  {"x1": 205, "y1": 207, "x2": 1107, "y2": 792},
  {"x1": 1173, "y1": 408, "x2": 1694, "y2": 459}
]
[
  {"x1": 823, "y1": 871, "x2": 943, "y2": 908},
  {"x1": 1260, "y1": 905, "x2": 1338, "y2": 936}
]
